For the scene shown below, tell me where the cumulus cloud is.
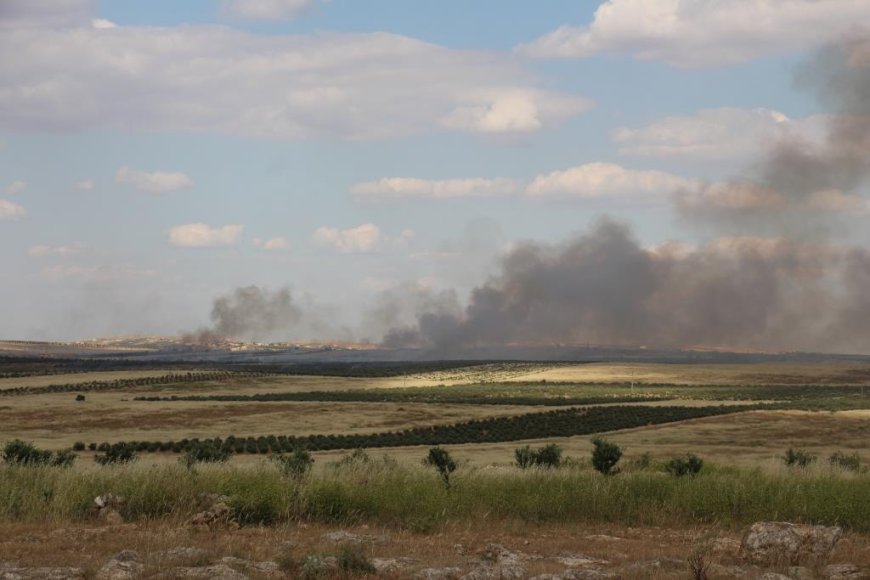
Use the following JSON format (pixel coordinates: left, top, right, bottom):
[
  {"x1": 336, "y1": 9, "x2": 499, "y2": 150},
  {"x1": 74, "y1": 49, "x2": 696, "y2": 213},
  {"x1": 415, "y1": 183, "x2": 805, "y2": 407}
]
[
  {"x1": 526, "y1": 162, "x2": 696, "y2": 201},
  {"x1": 312, "y1": 223, "x2": 385, "y2": 253},
  {"x1": 0, "y1": 199, "x2": 27, "y2": 220},
  {"x1": 115, "y1": 166, "x2": 193, "y2": 194},
  {"x1": 312, "y1": 224, "x2": 414, "y2": 253},
  {"x1": 5, "y1": 180, "x2": 26, "y2": 195},
  {"x1": 613, "y1": 108, "x2": 827, "y2": 162},
  {"x1": 74, "y1": 178, "x2": 95, "y2": 190},
  {"x1": 352, "y1": 177, "x2": 522, "y2": 201},
  {"x1": 253, "y1": 237, "x2": 289, "y2": 251},
  {"x1": 29, "y1": 243, "x2": 84, "y2": 257},
  {"x1": 222, "y1": 0, "x2": 315, "y2": 20},
  {"x1": 168, "y1": 223, "x2": 244, "y2": 248},
  {"x1": 441, "y1": 89, "x2": 592, "y2": 134},
  {"x1": 518, "y1": 0, "x2": 870, "y2": 67},
  {"x1": 0, "y1": 12, "x2": 590, "y2": 139}
]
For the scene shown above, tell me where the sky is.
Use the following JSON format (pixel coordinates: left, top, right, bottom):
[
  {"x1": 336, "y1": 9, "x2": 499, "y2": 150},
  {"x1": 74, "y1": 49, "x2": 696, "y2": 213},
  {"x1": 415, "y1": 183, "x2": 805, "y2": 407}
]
[{"x1": 1, "y1": 0, "x2": 869, "y2": 346}]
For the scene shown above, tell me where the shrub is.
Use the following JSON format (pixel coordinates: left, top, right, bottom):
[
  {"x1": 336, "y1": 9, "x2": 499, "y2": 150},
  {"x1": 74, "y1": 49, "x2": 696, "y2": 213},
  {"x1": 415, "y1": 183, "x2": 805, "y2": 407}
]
[
  {"x1": 272, "y1": 448, "x2": 314, "y2": 479},
  {"x1": 629, "y1": 452, "x2": 654, "y2": 471},
  {"x1": 535, "y1": 443, "x2": 563, "y2": 468},
  {"x1": 783, "y1": 448, "x2": 816, "y2": 468},
  {"x1": 2, "y1": 439, "x2": 52, "y2": 465},
  {"x1": 72, "y1": 441, "x2": 86, "y2": 451},
  {"x1": 336, "y1": 448, "x2": 371, "y2": 467},
  {"x1": 591, "y1": 438, "x2": 622, "y2": 475},
  {"x1": 515, "y1": 444, "x2": 563, "y2": 469},
  {"x1": 514, "y1": 445, "x2": 536, "y2": 469},
  {"x1": 829, "y1": 451, "x2": 861, "y2": 472},
  {"x1": 51, "y1": 448, "x2": 77, "y2": 468},
  {"x1": 94, "y1": 442, "x2": 138, "y2": 465},
  {"x1": 424, "y1": 446, "x2": 457, "y2": 489},
  {"x1": 181, "y1": 441, "x2": 230, "y2": 470},
  {"x1": 337, "y1": 545, "x2": 376, "y2": 574},
  {"x1": 75, "y1": 394, "x2": 86, "y2": 402},
  {"x1": 666, "y1": 454, "x2": 704, "y2": 477},
  {"x1": 88, "y1": 442, "x2": 97, "y2": 451}
]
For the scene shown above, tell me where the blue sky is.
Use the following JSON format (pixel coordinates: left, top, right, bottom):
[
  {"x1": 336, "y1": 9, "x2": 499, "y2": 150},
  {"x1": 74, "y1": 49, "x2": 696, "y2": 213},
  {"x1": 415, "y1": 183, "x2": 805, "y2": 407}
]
[{"x1": 1, "y1": 0, "x2": 868, "y2": 342}]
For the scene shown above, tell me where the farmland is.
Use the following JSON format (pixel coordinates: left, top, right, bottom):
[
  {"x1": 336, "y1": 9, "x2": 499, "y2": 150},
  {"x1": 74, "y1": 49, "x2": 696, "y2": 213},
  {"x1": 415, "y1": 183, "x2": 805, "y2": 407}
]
[{"x1": 1, "y1": 355, "x2": 869, "y2": 578}]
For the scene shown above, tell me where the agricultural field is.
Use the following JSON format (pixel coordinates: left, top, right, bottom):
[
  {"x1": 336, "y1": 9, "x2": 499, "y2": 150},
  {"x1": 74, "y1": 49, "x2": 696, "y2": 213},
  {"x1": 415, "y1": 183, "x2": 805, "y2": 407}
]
[{"x1": 1, "y1": 357, "x2": 869, "y2": 578}]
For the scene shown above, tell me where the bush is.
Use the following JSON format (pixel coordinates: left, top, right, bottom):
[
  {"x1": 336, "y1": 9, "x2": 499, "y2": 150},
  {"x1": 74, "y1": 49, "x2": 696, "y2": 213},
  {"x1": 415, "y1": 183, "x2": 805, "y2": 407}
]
[
  {"x1": 72, "y1": 441, "x2": 86, "y2": 451},
  {"x1": 665, "y1": 454, "x2": 704, "y2": 477},
  {"x1": 181, "y1": 441, "x2": 230, "y2": 470},
  {"x1": 591, "y1": 438, "x2": 622, "y2": 475},
  {"x1": 783, "y1": 448, "x2": 816, "y2": 468},
  {"x1": 424, "y1": 446, "x2": 457, "y2": 489},
  {"x1": 829, "y1": 451, "x2": 861, "y2": 472},
  {"x1": 515, "y1": 444, "x2": 562, "y2": 469},
  {"x1": 272, "y1": 448, "x2": 314, "y2": 479},
  {"x1": 75, "y1": 394, "x2": 86, "y2": 402},
  {"x1": 337, "y1": 545, "x2": 376, "y2": 574},
  {"x1": 3, "y1": 439, "x2": 52, "y2": 465},
  {"x1": 94, "y1": 442, "x2": 138, "y2": 465},
  {"x1": 51, "y1": 448, "x2": 77, "y2": 468}
]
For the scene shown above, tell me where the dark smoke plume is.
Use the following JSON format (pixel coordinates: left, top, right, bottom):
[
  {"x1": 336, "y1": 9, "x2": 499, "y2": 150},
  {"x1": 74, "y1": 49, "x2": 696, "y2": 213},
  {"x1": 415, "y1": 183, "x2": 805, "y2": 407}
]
[
  {"x1": 386, "y1": 37, "x2": 870, "y2": 354},
  {"x1": 676, "y1": 35, "x2": 870, "y2": 238},
  {"x1": 196, "y1": 286, "x2": 302, "y2": 342}
]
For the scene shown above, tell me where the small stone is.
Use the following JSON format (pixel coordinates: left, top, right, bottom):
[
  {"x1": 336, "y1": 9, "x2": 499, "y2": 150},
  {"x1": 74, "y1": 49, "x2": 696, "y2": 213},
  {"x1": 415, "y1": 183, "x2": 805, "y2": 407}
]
[
  {"x1": 96, "y1": 551, "x2": 143, "y2": 580},
  {"x1": 172, "y1": 564, "x2": 249, "y2": 580},
  {"x1": 823, "y1": 564, "x2": 867, "y2": 580},
  {"x1": 414, "y1": 567, "x2": 463, "y2": 580},
  {"x1": 152, "y1": 548, "x2": 211, "y2": 566}
]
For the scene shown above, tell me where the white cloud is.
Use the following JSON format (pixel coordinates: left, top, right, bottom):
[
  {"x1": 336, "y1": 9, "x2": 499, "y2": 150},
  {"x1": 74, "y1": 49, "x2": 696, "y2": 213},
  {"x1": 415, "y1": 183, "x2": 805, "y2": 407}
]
[
  {"x1": 116, "y1": 166, "x2": 193, "y2": 194},
  {"x1": 441, "y1": 90, "x2": 592, "y2": 134},
  {"x1": 75, "y1": 178, "x2": 95, "y2": 190},
  {"x1": 223, "y1": 0, "x2": 314, "y2": 20},
  {"x1": 91, "y1": 18, "x2": 116, "y2": 29},
  {"x1": 613, "y1": 108, "x2": 827, "y2": 162},
  {"x1": 0, "y1": 199, "x2": 27, "y2": 220},
  {"x1": 253, "y1": 237, "x2": 289, "y2": 251},
  {"x1": 0, "y1": 18, "x2": 589, "y2": 139},
  {"x1": 312, "y1": 223, "x2": 390, "y2": 253},
  {"x1": 526, "y1": 162, "x2": 697, "y2": 201},
  {"x1": 352, "y1": 177, "x2": 522, "y2": 201},
  {"x1": 29, "y1": 243, "x2": 84, "y2": 257},
  {"x1": 168, "y1": 223, "x2": 243, "y2": 248},
  {"x1": 5, "y1": 180, "x2": 26, "y2": 195},
  {"x1": 518, "y1": 0, "x2": 870, "y2": 67}
]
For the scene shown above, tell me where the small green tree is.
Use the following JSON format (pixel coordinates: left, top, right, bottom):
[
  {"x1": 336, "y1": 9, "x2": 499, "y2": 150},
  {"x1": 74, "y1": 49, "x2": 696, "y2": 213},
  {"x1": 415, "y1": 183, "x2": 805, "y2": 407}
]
[
  {"x1": 591, "y1": 438, "x2": 622, "y2": 475},
  {"x1": 665, "y1": 453, "x2": 704, "y2": 477},
  {"x1": 94, "y1": 442, "x2": 137, "y2": 465},
  {"x1": 272, "y1": 448, "x2": 314, "y2": 479},
  {"x1": 181, "y1": 441, "x2": 230, "y2": 470},
  {"x1": 51, "y1": 448, "x2": 77, "y2": 468},
  {"x1": 535, "y1": 443, "x2": 563, "y2": 468},
  {"x1": 424, "y1": 446, "x2": 457, "y2": 489},
  {"x1": 514, "y1": 445, "x2": 536, "y2": 469},
  {"x1": 829, "y1": 451, "x2": 861, "y2": 472},
  {"x1": 782, "y1": 448, "x2": 815, "y2": 468},
  {"x1": 3, "y1": 439, "x2": 52, "y2": 465}
]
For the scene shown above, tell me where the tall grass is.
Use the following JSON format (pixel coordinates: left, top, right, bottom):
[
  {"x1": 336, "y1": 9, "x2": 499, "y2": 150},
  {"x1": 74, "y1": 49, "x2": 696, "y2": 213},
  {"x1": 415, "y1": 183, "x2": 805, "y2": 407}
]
[{"x1": 1, "y1": 461, "x2": 867, "y2": 531}]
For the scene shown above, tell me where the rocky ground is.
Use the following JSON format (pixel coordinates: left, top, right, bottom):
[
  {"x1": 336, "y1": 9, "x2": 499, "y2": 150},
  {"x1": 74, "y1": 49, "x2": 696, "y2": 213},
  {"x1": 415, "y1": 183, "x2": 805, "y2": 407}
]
[{"x1": 1, "y1": 517, "x2": 868, "y2": 579}]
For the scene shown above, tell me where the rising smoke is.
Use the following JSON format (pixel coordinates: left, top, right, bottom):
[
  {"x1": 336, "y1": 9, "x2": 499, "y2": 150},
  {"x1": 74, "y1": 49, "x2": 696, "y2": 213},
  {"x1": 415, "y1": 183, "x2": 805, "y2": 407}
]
[
  {"x1": 198, "y1": 37, "x2": 870, "y2": 354},
  {"x1": 194, "y1": 286, "x2": 302, "y2": 342},
  {"x1": 386, "y1": 35, "x2": 870, "y2": 354}
]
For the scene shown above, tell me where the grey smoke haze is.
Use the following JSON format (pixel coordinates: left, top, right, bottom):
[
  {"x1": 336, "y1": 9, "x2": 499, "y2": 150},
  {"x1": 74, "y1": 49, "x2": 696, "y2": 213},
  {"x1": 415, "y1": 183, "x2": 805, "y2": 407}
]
[
  {"x1": 385, "y1": 36, "x2": 870, "y2": 354},
  {"x1": 196, "y1": 37, "x2": 870, "y2": 354},
  {"x1": 206, "y1": 286, "x2": 302, "y2": 341},
  {"x1": 676, "y1": 35, "x2": 870, "y2": 238}
]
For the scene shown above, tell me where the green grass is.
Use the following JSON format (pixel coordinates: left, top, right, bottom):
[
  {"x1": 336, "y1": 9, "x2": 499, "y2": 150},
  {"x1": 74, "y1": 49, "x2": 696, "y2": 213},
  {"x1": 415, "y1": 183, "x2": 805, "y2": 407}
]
[{"x1": 2, "y1": 461, "x2": 867, "y2": 532}]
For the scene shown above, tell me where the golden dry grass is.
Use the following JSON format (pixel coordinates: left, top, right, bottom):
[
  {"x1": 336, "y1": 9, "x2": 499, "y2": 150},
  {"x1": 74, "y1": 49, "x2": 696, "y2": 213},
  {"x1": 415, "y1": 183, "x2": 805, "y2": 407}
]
[{"x1": 500, "y1": 362, "x2": 870, "y2": 385}]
